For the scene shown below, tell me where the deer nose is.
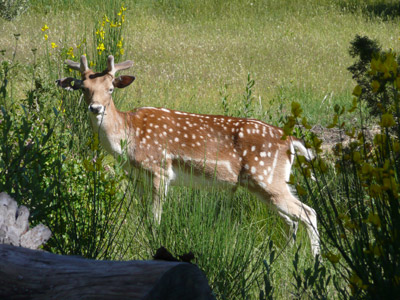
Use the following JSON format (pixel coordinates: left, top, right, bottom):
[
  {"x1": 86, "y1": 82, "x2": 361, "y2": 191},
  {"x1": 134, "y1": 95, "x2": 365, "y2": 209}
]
[{"x1": 89, "y1": 104, "x2": 104, "y2": 114}]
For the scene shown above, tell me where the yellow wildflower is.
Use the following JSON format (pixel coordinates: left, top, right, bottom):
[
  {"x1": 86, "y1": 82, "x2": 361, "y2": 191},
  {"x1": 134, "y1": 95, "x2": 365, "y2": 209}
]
[
  {"x1": 371, "y1": 80, "x2": 380, "y2": 93},
  {"x1": 383, "y1": 52, "x2": 398, "y2": 78},
  {"x1": 291, "y1": 101, "x2": 302, "y2": 117},
  {"x1": 44, "y1": 34, "x2": 48, "y2": 41},
  {"x1": 41, "y1": 24, "x2": 49, "y2": 32},
  {"x1": 91, "y1": 134, "x2": 100, "y2": 151},
  {"x1": 97, "y1": 43, "x2": 105, "y2": 55},
  {"x1": 117, "y1": 38, "x2": 123, "y2": 48},
  {"x1": 324, "y1": 252, "x2": 341, "y2": 264},
  {"x1": 120, "y1": 48, "x2": 125, "y2": 55},
  {"x1": 370, "y1": 57, "x2": 381, "y2": 75},
  {"x1": 352, "y1": 151, "x2": 361, "y2": 163},
  {"x1": 66, "y1": 47, "x2": 75, "y2": 58},
  {"x1": 51, "y1": 42, "x2": 58, "y2": 49},
  {"x1": 83, "y1": 159, "x2": 95, "y2": 172},
  {"x1": 381, "y1": 113, "x2": 396, "y2": 127},
  {"x1": 301, "y1": 117, "x2": 311, "y2": 129},
  {"x1": 352, "y1": 85, "x2": 362, "y2": 97}
]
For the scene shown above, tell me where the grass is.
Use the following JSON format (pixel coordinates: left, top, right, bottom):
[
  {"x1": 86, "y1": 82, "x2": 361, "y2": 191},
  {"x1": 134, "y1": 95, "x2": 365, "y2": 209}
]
[
  {"x1": 1, "y1": 1, "x2": 399, "y2": 123},
  {"x1": 1, "y1": 0, "x2": 400, "y2": 298}
]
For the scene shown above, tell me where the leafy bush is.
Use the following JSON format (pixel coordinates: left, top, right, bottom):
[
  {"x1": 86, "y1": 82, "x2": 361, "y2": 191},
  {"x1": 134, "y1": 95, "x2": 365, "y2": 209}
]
[
  {"x1": 284, "y1": 36, "x2": 400, "y2": 299},
  {"x1": 0, "y1": 2, "x2": 135, "y2": 260},
  {"x1": 0, "y1": 0, "x2": 29, "y2": 21}
]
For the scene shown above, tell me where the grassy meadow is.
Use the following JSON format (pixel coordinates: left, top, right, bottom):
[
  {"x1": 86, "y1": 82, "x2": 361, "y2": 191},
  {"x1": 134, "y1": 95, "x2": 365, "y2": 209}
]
[{"x1": 1, "y1": 0, "x2": 400, "y2": 299}]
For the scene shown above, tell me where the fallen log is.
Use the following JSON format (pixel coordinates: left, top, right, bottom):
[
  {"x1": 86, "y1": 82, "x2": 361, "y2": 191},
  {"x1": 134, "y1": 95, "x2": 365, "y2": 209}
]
[
  {"x1": 0, "y1": 192, "x2": 214, "y2": 299},
  {"x1": 0, "y1": 244, "x2": 214, "y2": 299}
]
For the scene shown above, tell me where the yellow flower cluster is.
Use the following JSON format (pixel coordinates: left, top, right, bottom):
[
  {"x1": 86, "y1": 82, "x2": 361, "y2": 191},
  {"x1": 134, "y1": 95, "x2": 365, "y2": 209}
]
[
  {"x1": 95, "y1": 5, "x2": 127, "y2": 56},
  {"x1": 41, "y1": 24, "x2": 49, "y2": 41},
  {"x1": 370, "y1": 52, "x2": 398, "y2": 80},
  {"x1": 322, "y1": 251, "x2": 341, "y2": 264}
]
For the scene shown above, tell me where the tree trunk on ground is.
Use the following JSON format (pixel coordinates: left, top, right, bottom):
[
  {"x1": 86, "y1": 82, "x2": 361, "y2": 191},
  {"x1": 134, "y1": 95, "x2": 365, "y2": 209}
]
[
  {"x1": 0, "y1": 244, "x2": 215, "y2": 300},
  {"x1": 0, "y1": 192, "x2": 214, "y2": 299}
]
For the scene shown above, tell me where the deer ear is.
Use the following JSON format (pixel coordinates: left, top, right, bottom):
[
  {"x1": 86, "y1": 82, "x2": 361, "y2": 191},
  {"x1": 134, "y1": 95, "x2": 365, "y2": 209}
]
[
  {"x1": 113, "y1": 75, "x2": 135, "y2": 89},
  {"x1": 56, "y1": 77, "x2": 83, "y2": 91}
]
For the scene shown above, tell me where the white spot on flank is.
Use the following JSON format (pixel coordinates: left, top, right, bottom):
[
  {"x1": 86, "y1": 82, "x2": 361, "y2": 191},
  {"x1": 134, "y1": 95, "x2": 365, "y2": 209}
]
[
  {"x1": 243, "y1": 150, "x2": 247, "y2": 156},
  {"x1": 174, "y1": 137, "x2": 179, "y2": 142},
  {"x1": 251, "y1": 166, "x2": 256, "y2": 174},
  {"x1": 268, "y1": 143, "x2": 272, "y2": 148},
  {"x1": 268, "y1": 152, "x2": 271, "y2": 157},
  {"x1": 239, "y1": 132, "x2": 244, "y2": 138},
  {"x1": 260, "y1": 161, "x2": 265, "y2": 166},
  {"x1": 245, "y1": 164, "x2": 249, "y2": 170},
  {"x1": 192, "y1": 134, "x2": 196, "y2": 139},
  {"x1": 258, "y1": 175, "x2": 264, "y2": 181},
  {"x1": 251, "y1": 146, "x2": 256, "y2": 152},
  {"x1": 260, "y1": 152, "x2": 266, "y2": 157},
  {"x1": 147, "y1": 129, "x2": 152, "y2": 133},
  {"x1": 255, "y1": 157, "x2": 259, "y2": 161}
]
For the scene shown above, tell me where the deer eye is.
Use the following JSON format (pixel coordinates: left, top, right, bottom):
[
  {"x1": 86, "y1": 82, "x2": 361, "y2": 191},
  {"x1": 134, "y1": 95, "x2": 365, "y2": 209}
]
[{"x1": 109, "y1": 88, "x2": 114, "y2": 94}]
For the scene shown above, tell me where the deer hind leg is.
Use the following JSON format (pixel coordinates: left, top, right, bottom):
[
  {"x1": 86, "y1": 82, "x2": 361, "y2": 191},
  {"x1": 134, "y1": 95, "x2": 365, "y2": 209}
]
[
  {"x1": 274, "y1": 185, "x2": 320, "y2": 257},
  {"x1": 249, "y1": 180, "x2": 320, "y2": 257}
]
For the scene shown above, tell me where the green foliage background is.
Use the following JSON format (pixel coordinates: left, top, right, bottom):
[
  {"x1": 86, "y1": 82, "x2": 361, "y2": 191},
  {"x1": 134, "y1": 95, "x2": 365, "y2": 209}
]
[{"x1": 1, "y1": 0, "x2": 400, "y2": 299}]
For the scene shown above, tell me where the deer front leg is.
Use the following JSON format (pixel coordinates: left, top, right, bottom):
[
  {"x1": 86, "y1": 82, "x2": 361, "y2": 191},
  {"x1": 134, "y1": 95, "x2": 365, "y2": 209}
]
[{"x1": 152, "y1": 173, "x2": 170, "y2": 224}]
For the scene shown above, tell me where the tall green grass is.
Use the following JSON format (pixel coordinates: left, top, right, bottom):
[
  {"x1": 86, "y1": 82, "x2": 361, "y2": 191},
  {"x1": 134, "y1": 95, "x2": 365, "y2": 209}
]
[{"x1": 1, "y1": 0, "x2": 400, "y2": 298}]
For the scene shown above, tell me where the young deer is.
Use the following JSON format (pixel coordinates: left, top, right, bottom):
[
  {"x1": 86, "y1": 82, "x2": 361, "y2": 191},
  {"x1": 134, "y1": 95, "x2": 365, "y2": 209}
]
[{"x1": 57, "y1": 55, "x2": 320, "y2": 256}]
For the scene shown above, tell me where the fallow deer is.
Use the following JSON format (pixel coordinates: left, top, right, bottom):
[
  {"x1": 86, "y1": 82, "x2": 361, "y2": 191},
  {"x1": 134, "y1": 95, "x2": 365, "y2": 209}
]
[{"x1": 57, "y1": 55, "x2": 320, "y2": 256}]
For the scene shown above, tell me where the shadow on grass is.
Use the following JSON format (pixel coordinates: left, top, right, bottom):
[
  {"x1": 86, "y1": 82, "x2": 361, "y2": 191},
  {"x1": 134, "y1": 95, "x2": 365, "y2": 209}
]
[{"x1": 339, "y1": 1, "x2": 400, "y2": 20}]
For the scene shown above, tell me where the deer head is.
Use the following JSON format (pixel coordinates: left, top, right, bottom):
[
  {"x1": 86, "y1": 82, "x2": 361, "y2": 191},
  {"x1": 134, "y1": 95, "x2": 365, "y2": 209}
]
[{"x1": 57, "y1": 55, "x2": 135, "y2": 115}]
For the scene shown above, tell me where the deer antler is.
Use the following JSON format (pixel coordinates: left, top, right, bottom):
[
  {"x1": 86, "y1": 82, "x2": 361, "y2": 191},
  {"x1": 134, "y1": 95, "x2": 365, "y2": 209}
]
[
  {"x1": 65, "y1": 55, "x2": 89, "y2": 73},
  {"x1": 107, "y1": 55, "x2": 133, "y2": 76}
]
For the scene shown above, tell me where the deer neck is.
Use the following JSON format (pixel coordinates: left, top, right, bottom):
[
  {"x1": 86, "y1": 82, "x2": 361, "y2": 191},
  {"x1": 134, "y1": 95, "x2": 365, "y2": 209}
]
[{"x1": 89, "y1": 99, "x2": 132, "y2": 157}]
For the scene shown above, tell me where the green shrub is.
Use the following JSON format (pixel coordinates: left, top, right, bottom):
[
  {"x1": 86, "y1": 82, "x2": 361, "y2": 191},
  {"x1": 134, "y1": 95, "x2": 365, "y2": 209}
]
[
  {"x1": 284, "y1": 36, "x2": 400, "y2": 299},
  {"x1": 0, "y1": 0, "x2": 29, "y2": 21}
]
